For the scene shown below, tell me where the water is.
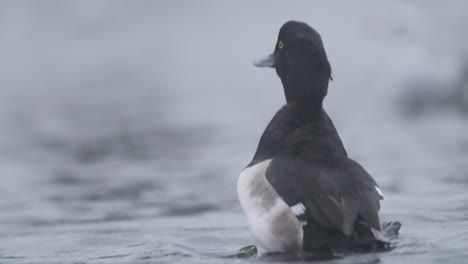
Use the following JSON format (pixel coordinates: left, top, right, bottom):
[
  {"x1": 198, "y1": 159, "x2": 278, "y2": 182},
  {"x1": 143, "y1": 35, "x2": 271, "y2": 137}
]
[{"x1": 0, "y1": 1, "x2": 467, "y2": 263}]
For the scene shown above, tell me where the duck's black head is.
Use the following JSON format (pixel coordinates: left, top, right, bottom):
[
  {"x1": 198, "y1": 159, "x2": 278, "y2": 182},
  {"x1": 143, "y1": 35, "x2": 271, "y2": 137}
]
[{"x1": 255, "y1": 21, "x2": 332, "y2": 110}]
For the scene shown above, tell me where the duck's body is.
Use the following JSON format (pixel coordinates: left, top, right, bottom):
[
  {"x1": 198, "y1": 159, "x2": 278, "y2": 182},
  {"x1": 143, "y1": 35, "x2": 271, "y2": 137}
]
[{"x1": 237, "y1": 21, "x2": 388, "y2": 254}]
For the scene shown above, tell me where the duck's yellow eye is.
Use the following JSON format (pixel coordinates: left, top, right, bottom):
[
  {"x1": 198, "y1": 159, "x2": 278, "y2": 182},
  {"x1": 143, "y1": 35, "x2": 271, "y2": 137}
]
[{"x1": 278, "y1": 41, "x2": 284, "y2": 49}]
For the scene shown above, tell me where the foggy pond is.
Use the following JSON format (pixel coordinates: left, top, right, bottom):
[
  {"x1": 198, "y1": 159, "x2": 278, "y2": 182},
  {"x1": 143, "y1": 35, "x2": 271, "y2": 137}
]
[{"x1": 0, "y1": 1, "x2": 467, "y2": 263}]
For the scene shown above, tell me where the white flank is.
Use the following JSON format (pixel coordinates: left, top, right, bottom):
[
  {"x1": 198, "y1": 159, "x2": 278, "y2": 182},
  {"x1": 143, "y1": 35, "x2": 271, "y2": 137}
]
[{"x1": 237, "y1": 159, "x2": 303, "y2": 255}]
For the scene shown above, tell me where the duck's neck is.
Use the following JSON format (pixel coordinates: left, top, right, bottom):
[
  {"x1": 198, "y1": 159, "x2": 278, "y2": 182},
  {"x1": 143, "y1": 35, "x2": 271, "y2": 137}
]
[{"x1": 281, "y1": 70, "x2": 329, "y2": 117}]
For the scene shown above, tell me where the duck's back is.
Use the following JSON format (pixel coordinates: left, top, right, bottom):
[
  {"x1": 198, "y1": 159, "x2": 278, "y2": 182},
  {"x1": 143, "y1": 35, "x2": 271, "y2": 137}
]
[
  {"x1": 250, "y1": 104, "x2": 387, "y2": 251},
  {"x1": 250, "y1": 104, "x2": 347, "y2": 164}
]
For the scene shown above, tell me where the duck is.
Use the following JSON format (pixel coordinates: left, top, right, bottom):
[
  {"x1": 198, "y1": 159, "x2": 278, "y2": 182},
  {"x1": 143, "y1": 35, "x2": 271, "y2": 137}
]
[{"x1": 237, "y1": 21, "x2": 390, "y2": 255}]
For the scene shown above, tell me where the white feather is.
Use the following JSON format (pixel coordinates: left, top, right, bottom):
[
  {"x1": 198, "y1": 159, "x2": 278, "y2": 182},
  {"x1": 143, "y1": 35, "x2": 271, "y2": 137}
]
[
  {"x1": 290, "y1": 203, "x2": 306, "y2": 216},
  {"x1": 375, "y1": 186, "x2": 384, "y2": 197},
  {"x1": 371, "y1": 227, "x2": 385, "y2": 241}
]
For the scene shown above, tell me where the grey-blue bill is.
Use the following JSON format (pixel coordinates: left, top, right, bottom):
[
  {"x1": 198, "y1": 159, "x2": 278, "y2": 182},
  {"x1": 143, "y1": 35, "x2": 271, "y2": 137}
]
[{"x1": 253, "y1": 53, "x2": 275, "y2": 68}]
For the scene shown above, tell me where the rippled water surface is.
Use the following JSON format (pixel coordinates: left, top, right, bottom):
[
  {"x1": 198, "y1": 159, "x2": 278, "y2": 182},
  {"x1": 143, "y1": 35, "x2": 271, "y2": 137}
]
[{"x1": 1, "y1": 1, "x2": 467, "y2": 263}]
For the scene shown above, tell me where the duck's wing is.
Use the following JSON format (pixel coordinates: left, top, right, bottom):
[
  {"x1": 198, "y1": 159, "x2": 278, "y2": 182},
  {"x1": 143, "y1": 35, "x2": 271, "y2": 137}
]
[{"x1": 266, "y1": 155, "x2": 383, "y2": 238}]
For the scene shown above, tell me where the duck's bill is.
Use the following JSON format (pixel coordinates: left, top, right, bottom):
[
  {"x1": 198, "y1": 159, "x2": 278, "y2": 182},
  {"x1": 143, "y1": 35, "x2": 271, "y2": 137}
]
[{"x1": 253, "y1": 53, "x2": 275, "y2": 68}]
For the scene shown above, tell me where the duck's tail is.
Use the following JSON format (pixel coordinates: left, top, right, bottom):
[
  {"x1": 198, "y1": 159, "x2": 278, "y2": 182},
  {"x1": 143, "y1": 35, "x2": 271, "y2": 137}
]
[
  {"x1": 302, "y1": 219, "x2": 401, "y2": 253},
  {"x1": 351, "y1": 220, "x2": 401, "y2": 252}
]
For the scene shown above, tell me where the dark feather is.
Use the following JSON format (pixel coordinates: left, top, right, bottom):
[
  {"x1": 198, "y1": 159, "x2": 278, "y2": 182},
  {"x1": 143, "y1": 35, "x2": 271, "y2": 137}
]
[{"x1": 266, "y1": 155, "x2": 382, "y2": 237}]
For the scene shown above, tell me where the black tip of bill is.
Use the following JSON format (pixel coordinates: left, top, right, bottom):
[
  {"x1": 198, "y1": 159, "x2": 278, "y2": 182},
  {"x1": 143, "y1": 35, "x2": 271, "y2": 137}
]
[{"x1": 253, "y1": 53, "x2": 275, "y2": 68}]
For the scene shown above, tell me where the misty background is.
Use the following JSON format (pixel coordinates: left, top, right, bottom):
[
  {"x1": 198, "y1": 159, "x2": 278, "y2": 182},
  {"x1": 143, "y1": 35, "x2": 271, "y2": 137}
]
[{"x1": 0, "y1": 1, "x2": 467, "y2": 263}]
